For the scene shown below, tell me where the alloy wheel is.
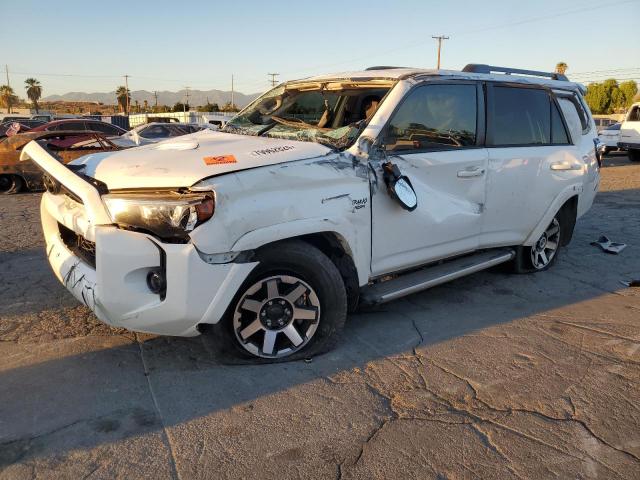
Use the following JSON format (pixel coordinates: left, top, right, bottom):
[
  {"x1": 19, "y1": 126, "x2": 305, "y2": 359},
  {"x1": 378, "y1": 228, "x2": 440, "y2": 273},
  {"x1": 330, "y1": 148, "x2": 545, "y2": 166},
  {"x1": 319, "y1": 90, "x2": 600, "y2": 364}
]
[
  {"x1": 530, "y1": 218, "x2": 560, "y2": 269},
  {"x1": 232, "y1": 275, "x2": 320, "y2": 358}
]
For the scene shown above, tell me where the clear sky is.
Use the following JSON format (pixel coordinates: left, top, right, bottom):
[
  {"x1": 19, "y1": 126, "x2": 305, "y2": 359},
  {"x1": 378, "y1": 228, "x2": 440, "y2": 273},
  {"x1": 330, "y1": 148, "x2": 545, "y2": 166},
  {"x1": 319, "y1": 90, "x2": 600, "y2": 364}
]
[{"x1": 2, "y1": 0, "x2": 639, "y2": 97}]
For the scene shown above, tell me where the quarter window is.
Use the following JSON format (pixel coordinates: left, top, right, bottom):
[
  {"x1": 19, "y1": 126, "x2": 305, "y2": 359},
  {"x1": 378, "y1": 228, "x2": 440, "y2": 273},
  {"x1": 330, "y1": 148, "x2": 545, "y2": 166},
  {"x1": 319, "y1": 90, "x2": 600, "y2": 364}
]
[{"x1": 385, "y1": 84, "x2": 477, "y2": 151}]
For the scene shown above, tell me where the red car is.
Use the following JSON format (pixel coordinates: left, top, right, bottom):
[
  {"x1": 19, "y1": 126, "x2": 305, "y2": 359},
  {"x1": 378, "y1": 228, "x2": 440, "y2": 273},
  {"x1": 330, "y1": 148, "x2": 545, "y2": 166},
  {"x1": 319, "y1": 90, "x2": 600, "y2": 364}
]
[{"x1": 29, "y1": 119, "x2": 128, "y2": 147}]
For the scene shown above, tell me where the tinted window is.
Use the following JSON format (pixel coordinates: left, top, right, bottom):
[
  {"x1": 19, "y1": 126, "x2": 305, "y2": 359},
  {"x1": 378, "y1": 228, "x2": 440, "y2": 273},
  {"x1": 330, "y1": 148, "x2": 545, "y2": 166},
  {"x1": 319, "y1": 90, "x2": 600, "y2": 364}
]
[
  {"x1": 88, "y1": 122, "x2": 123, "y2": 135},
  {"x1": 551, "y1": 101, "x2": 569, "y2": 144},
  {"x1": 386, "y1": 84, "x2": 477, "y2": 151},
  {"x1": 139, "y1": 125, "x2": 170, "y2": 139},
  {"x1": 606, "y1": 123, "x2": 621, "y2": 131},
  {"x1": 629, "y1": 106, "x2": 640, "y2": 122},
  {"x1": 489, "y1": 87, "x2": 551, "y2": 145},
  {"x1": 54, "y1": 121, "x2": 86, "y2": 131}
]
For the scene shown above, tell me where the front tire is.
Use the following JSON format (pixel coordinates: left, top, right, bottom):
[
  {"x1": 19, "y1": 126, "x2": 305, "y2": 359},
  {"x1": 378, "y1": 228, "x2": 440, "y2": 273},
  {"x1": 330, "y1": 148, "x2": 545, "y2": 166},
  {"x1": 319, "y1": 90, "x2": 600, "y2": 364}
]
[
  {"x1": 0, "y1": 175, "x2": 23, "y2": 195},
  {"x1": 211, "y1": 240, "x2": 347, "y2": 362}
]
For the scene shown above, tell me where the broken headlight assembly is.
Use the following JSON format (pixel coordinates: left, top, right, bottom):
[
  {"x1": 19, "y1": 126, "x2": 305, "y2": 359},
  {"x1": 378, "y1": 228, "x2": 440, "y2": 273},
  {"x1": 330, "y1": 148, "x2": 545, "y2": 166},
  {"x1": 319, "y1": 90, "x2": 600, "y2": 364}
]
[{"x1": 102, "y1": 192, "x2": 214, "y2": 241}]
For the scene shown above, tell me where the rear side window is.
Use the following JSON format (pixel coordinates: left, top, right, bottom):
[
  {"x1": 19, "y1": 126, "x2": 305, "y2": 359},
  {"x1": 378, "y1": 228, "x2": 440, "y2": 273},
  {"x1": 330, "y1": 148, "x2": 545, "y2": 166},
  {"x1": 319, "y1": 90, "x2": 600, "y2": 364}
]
[
  {"x1": 88, "y1": 122, "x2": 122, "y2": 135},
  {"x1": 385, "y1": 83, "x2": 477, "y2": 151},
  {"x1": 550, "y1": 101, "x2": 569, "y2": 144},
  {"x1": 628, "y1": 106, "x2": 640, "y2": 122},
  {"x1": 488, "y1": 87, "x2": 551, "y2": 145},
  {"x1": 558, "y1": 97, "x2": 586, "y2": 143}
]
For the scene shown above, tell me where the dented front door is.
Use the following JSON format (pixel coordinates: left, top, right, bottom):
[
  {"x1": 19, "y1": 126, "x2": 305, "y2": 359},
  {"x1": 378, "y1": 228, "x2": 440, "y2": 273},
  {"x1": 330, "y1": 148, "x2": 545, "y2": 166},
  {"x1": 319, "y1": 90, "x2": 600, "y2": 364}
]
[
  {"x1": 370, "y1": 150, "x2": 488, "y2": 276},
  {"x1": 369, "y1": 81, "x2": 487, "y2": 276}
]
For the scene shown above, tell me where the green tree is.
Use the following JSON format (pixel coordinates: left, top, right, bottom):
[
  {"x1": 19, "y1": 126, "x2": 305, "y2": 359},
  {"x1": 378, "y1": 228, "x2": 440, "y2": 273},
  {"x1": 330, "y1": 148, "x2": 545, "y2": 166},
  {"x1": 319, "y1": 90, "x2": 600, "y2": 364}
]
[
  {"x1": 221, "y1": 101, "x2": 239, "y2": 112},
  {"x1": 197, "y1": 102, "x2": 220, "y2": 112},
  {"x1": 585, "y1": 83, "x2": 608, "y2": 114},
  {"x1": 619, "y1": 81, "x2": 638, "y2": 109},
  {"x1": 0, "y1": 85, "x2": 17, "y2": 113},
  {"x1": 173, "y1": 102, "x2": 189, "y2": 112},
  {"x1": 115, "y1": 86, "x2": 130, "y2": 114},
  {"x1": 555, "y1": 62, "x2": 568, "y2": 75},
  {"x1": 24, "y1": 78, "x2": 42, "y2": 113}
]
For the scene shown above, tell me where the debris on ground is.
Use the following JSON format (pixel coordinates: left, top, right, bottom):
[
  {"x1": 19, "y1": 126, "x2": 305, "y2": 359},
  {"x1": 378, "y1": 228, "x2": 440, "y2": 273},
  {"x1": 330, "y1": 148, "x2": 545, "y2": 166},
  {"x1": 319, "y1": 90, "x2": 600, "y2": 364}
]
[{"x1": 590, "y1": 235, "x2": 627, "y2": 254}]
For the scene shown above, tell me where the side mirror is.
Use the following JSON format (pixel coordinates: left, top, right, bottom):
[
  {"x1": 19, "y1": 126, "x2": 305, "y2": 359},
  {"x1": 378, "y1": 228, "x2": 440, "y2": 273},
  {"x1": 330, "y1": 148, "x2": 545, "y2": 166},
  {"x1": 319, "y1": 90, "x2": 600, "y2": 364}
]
[{"x1": 382, "y1": 162, "x2": 417, "y2": 211}]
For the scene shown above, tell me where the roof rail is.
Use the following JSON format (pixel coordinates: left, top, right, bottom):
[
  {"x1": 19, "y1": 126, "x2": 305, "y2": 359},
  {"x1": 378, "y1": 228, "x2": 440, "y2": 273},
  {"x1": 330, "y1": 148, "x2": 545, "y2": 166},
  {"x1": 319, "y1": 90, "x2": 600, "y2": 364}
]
[
  {"x1": 365, "y1": 66, "x2": 407, "y2": 71},
  {"x1": 462, "y1": 64, "x2": 568, "y2": 82}
]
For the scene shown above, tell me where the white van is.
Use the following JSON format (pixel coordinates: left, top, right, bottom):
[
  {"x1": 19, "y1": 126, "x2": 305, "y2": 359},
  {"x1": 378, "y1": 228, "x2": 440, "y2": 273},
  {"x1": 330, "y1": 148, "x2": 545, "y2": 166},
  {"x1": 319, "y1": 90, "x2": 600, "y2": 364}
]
[
  {"x1": 619, "y1": 102, "x2": 640, "y2": 161},
  {"x1": 23, "y1": 64, "x2": 599, "y2": 361}
]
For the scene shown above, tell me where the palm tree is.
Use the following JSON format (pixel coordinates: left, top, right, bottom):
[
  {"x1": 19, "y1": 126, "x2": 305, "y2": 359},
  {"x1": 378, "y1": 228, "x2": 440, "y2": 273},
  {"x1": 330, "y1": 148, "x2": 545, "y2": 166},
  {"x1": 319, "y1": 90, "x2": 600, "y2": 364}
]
[
  {"x1": 555, "y1": 62, "x2": 568, "y2": 75},
  {"x1": 24, "y1": 78, "x2": 42, "y2": 113},
  {"x1": 0, "y1": 85, "x2": 16, "y2": 113},
  {"x1": 115, "y1": 86, "x2": 130, "y2": 114}
]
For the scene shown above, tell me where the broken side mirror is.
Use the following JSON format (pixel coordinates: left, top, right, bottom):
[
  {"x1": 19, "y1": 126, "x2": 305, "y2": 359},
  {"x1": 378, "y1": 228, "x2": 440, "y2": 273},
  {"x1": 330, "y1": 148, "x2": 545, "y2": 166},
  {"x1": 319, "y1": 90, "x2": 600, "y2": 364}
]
[{"x1": 382, "y1": 161, "x2": 417, "y2": 211}]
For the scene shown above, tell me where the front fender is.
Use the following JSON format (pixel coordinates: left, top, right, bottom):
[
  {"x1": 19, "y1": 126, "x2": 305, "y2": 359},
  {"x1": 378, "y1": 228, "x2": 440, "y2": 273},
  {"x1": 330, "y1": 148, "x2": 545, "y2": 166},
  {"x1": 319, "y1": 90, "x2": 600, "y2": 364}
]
[
  {"x1": 232, "y1": 217, "x2": 369, "y2": 286},
  {"x1": 523, "y1": 183, "x2": 583, "y2": 246}
]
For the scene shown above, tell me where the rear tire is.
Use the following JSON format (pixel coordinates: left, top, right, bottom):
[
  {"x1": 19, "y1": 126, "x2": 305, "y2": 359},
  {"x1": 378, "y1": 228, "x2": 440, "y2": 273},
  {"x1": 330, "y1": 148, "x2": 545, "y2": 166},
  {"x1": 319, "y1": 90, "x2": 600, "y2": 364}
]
[
  {"x1": 205, "y1": 240, "x2": 347, "y2": 363},
  {"x1": 512, "y1": 215, "x2": 562, "y2": 273},
  {"x1": 628, "y1": 149, "x2": 640, "y2": 162},
  {"x1": 0, "y1": 175, "x2": 23, "y2": 195}
]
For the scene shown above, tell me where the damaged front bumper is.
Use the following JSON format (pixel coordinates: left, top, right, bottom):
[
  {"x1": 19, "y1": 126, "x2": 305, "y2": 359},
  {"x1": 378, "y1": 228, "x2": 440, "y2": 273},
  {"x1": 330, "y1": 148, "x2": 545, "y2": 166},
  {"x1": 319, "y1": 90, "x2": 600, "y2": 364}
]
[{"x1": 26, "y1": 140, "x2": 257, "y2": 336}]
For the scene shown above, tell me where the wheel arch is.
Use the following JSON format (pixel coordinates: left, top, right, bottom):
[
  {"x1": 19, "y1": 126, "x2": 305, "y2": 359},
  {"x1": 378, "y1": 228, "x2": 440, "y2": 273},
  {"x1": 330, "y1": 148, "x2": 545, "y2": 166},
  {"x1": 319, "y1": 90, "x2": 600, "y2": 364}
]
[
  {"x1": 523, "y1": 184, "x2": 582, "y2": 246},
  {"x1": 251, "y1": 231, "x2": 361, "y2": 313}
]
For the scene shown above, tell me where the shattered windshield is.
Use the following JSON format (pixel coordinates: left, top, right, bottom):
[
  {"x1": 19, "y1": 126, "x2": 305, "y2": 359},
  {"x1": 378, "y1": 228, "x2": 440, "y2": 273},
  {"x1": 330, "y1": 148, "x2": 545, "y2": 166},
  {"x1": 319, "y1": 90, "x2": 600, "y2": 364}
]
[{"x1": 223, "y1": 80, "x2": 393, "y2": 149}]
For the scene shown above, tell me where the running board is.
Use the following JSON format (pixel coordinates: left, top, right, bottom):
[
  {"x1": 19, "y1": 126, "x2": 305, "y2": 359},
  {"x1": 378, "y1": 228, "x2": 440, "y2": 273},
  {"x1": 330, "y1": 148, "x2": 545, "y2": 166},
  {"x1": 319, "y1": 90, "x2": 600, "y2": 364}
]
[{"x1": 360, "y1": 248, "x2": 515, "y2": 305}]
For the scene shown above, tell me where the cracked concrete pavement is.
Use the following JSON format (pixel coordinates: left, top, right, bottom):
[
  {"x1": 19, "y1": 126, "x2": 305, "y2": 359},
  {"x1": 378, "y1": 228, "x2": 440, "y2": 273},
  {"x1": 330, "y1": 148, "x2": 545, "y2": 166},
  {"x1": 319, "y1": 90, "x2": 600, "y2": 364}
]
[{"x1": 1, "y1": 153, "x2": 639, "y2": 479}]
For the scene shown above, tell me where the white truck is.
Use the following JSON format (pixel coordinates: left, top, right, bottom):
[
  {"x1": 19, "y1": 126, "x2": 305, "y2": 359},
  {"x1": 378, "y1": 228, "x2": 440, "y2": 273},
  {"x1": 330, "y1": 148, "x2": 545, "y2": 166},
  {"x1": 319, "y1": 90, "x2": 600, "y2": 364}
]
[
  {"x1": 23, "y1": 64, "x2": 599, "y2": 361},
  {"x1": 619, "y1": 102, "x2": 640, "y2": 161}
]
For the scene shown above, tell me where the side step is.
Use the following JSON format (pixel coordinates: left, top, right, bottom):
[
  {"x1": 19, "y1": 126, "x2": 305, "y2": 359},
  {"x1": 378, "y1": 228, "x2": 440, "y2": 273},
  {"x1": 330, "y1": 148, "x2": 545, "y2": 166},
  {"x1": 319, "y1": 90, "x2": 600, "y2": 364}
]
[{"x1": 360, "y1": 248, "x2": 515, "y2": 306}]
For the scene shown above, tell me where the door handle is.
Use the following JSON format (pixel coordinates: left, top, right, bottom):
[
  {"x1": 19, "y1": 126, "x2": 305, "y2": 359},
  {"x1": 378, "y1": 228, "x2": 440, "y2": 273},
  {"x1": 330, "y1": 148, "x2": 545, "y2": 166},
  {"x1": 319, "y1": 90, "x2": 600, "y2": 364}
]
[
  {"x1": 550, "y1": 161, "x2": 582, "y2": 171},
  {"x1": 457, "y1": 167, "x2": 485, "y2": 178}
]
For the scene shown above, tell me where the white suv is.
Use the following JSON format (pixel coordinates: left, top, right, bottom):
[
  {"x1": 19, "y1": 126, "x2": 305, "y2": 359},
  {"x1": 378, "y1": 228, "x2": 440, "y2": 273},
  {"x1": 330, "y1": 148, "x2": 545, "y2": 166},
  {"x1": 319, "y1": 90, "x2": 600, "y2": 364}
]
[
  {"x1": 24, "y1": 64, "x2": 599, "y2": 361},
  {"x1": 619, "y1": 102, "x2": 640, "y2": 161}
]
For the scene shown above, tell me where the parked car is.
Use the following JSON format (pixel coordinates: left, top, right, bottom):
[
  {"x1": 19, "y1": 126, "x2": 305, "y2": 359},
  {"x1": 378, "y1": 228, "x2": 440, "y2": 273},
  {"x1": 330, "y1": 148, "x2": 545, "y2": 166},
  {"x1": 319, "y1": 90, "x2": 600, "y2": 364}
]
[
  {"x1": 598, "y1": 123, "x2": 622, "y2": 154},
  {"x1": 0, "y1": 119, "x2": 47, "y2": 137},
  {"x1": 1, "y1": 131, "x2": 125, "y2": 194},
  {"x1": 30, "y1": 119, "x2": 128, "y2": 137},
  {"x1": 618, "y1": 102, "x2": 640, "y2": 161},
  {"x1": 118, "y1": 122, "x2": 207, "y2": 146},
  {"x1": 24, "y1": 64, "x2": 599, "y2": 361}
]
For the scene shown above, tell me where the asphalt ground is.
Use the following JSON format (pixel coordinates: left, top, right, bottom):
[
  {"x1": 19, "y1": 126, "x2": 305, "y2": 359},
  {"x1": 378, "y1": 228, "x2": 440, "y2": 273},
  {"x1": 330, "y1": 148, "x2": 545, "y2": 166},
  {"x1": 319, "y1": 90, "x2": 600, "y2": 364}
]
[{"x1": 1, "y1": 152, "x2": 639, "y2": 479}]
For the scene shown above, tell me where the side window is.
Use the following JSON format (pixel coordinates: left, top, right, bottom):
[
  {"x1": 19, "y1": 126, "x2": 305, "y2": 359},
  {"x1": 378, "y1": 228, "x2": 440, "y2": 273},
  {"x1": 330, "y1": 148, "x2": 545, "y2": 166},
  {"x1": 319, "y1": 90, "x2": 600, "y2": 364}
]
[
  {"x1": 57, "y1": 121, "x2": 86, "y2": 131},
  {"x1": 488, "y1": 86, "x2": 551, "y2": 146},
  {"x1": 88, "y1": 122, "x2": 120, "y2": 135},
  {"x1": 558, "y1": 97, "x2": 584, "y2": 143},
  {"x1": 551, "y1": 100, "x2": 569, "y2": 144},
  {"x1": 385, "y1": 84, "x2": 477, "y2": 151},
  {"x1": 140, "y1": 125, "x2": 170, "y2": 139},
  {"x1": 628, "y1": 106, "x2": 640, "y2": 122}
]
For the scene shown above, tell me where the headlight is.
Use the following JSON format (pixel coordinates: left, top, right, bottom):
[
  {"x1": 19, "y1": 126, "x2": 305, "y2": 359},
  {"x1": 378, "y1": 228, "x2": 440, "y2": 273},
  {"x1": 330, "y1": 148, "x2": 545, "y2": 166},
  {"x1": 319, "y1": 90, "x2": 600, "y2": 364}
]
[{"x1": 103, "y1": 192, "x2": 214, "y2": 241}]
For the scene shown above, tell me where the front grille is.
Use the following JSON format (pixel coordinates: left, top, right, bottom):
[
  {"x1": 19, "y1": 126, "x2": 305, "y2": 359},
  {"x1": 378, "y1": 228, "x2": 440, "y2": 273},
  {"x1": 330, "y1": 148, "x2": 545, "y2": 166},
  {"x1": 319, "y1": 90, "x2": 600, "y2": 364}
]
[{"x1": 58, "y1": 223, "x2": 96, "y2": 268}]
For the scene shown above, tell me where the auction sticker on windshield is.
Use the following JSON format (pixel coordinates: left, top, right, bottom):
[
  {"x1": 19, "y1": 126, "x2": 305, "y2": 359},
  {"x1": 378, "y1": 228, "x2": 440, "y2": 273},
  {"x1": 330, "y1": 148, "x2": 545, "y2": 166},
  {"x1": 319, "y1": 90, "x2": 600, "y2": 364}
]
[{"x1": 204, "y1": 155, "x2": 237, "y2": 165}]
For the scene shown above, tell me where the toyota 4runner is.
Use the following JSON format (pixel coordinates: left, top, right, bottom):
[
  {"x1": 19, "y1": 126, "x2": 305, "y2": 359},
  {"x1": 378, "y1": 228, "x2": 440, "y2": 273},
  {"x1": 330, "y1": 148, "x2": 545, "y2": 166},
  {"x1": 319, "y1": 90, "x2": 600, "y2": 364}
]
[{"x1": 24, "y1": 64, "x2": 600, "y2": 361}]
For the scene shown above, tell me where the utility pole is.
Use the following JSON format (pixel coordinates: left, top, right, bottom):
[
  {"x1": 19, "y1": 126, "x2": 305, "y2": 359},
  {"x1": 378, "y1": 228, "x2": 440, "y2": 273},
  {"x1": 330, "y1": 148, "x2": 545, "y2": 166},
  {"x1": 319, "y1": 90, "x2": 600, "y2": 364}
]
[
  {"x1": 184, "y1": 86, "x2": 190, "y2": 113},
  {"x1": 431, "y1": 35, "x2": 449, "y2": 69},
  {"x1": 153, "y1": 91, "x2": 158, "y2": 109},
  {"x1": 124, "y1": 74, "x2": 130, "y2": 114},
  {"x1": 5, "y1": 65, "x2": 9, "y2": 87},
  {"x1": 231, "y1": 74, "x2": 234, "y2": 111},
  {"x1": 267, "y1": 73, "x2": 280, "y2": 87}
]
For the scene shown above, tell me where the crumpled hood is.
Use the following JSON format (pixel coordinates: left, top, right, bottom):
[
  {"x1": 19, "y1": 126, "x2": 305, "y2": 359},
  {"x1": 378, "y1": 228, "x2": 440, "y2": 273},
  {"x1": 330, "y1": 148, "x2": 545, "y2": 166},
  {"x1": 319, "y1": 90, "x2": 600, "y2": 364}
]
[{"x1": 72, "y1": 130, "x2": 332, "y2": 189}]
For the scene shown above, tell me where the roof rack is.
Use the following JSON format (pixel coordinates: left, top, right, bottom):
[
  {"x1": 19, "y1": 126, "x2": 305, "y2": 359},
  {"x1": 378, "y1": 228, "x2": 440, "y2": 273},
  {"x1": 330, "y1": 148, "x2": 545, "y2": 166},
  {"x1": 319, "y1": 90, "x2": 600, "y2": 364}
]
[
  {"x1": 462, "y1": 64, "x2": 568, "y2": 82},
  {"x1": 365, "y1": 66, "x2": 407, "y2": 71}
]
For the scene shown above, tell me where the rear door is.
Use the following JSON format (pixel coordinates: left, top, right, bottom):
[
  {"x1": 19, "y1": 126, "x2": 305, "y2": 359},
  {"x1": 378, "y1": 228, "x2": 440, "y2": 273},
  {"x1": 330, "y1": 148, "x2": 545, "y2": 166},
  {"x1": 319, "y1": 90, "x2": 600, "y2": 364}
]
[
  {"x1": 481, "y1": 84, "x2": 582, "y2": 246},
  {"x1": 370, "y1": 81, "x2": 488, "y2": 276}
]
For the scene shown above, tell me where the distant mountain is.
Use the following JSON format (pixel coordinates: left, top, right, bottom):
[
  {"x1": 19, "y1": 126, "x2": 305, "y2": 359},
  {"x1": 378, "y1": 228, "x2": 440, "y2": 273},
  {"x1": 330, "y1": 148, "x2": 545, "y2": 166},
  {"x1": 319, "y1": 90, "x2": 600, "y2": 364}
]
[{"x1": 42, "y1": 88, "x2": 261, "y2": 108}]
